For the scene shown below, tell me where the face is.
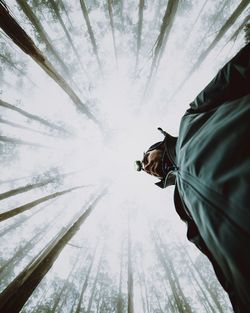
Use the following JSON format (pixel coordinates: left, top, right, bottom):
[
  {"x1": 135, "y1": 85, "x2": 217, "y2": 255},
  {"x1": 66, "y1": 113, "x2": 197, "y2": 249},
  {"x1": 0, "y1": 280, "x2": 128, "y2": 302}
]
[{"x1": 142, "y1": 149, "x2": 164, "y2": 179}]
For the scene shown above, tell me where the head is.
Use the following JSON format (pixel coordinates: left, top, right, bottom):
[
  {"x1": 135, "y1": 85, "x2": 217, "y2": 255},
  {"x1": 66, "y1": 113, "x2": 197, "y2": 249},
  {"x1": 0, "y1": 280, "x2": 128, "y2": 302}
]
[
  {"x1": 135, "y1": 128, "x2": 169, "y2": 180},
  {"x1": 135, "y1": 128, "x2": 177, "y2": 187},
  {"x1": 141, "y1": 143, "x2": 165, "y2": 179}
]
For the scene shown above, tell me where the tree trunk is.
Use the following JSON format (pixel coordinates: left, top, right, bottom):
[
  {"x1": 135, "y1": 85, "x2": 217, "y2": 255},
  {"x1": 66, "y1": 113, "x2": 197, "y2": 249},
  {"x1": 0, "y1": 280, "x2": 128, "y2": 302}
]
[
  {"x1": 185, "y1": 0, "x2": 209, "y2": 44},
  {"x1": 116, "y1": 241, "x2": 124, "y2": 313},
  {"x1": 135, "y1": 0, "x2": 144, "y2": 71},
  {"x1": 0, "y1": 53, "x2": 26, "y2": 76},
  {"x1": 0, "y1": 185, "x2": 88, "y2": 222},
  {"x1": 182, "y1": 245, "x2": 224, "y2": 313},
  {"x1": 79, "y1": 0, "x2": 103, "y2": 74},
  {"x1": 0, "y1": 169, "x2": 81, "y2": 201},
  {"x1": 0, "y1": 223, "x2": 48, "y2": 277},
  {"x1": 57, "y1": 0, "x2": 74, "y2": 30},
  {"x1": 0, "y1": 99, "x2": 71, "y2": 136},
  {"x1": 169, "y1": 0, "x2": 250, "y2": 102},
  {"x1": 16, "y1": 0, "x2": 70, "y2": 76},
  {"x1": 0, "y1": 175, "x2": 33, "y2": 186},
  {"x1": 154, "y1": 0, "x2": 179, "y2": 69},
  {"x1": 0, "y1": 190, "x2": 106, "y2": 313},
  {"x1": 52, "y1": 256, "x2": 81, "y2": 313},
  {"x1": 96, "y1": 280, "x2": 104, "y2": 313},
  {"x1": 153, "y1": 289, "x2": 164, "y2": 313},
  {"x1": 0, "y1": 200, "x2": 57, "y2": 237},
  {"x1": 137, "y1": 266, "x2": 146, "y2": 313},
  {"x1": 0, "y1": 117, "x2": 54, "y2": 138},
  {"x1": 127, "y1": 218, "x2": 134, "y2": 313},
  {"x1": 143, "y1": 0, "x2": 179, "y2": 99},
  {"x1": 75, "y1": 241, "x2": 99, "y2": 313},
  {"x1": 48, "y1": 0, "x2": 86, "y2": 73},
  {"x1": 229, "y1": 14, "x2": 250, "y2": 42},
  {"x1": 86, "y1": 248, "x2": 103, "y2": 313},
  {"x1": 0, "y1": 4, "x2": 99, "y2": 124},
  {"x1": 152, "y1": 231, "x2": 193, "y2": 313},
  {"x1": 107, "y1": 0, "x2": 118, "y2": 67},
  {"x1": 0, "y1": 135, "x2": 55, "y2": 149}
]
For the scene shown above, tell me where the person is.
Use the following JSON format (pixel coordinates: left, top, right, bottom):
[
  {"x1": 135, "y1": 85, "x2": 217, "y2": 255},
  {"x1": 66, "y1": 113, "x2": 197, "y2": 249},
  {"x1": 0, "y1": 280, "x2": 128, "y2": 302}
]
[{"x1": 135, "y1": 43, "x2": 250, "y2": 313}]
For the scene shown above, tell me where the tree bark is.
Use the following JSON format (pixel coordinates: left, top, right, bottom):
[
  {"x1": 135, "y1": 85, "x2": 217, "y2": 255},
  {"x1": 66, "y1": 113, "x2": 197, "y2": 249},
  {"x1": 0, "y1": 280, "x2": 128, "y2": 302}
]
[
  {"x1": 86, "y1": 248, "x2": 103, "y2": 312},
  {"x1": 57, "y1": 0, "x2": 74, "y2": 30},
  {"x1": 184, "y1": 0, "x2": 209, "y2": 44},
  {"x1": 52, "y1": 256, "x2": 81, "y2": 313},
  {"x1": 0, "y1": 99, "x2": 71, "y2": 136},
  {"x1": 135, "y1": 0, "x2": 144, "y2": 71},
  {"x1": 0, "y1": 169, "x2": 81, "y2": 201},
  {"x1": 0, "y1": 190, "x2": 106, "y2": 313},
  {"x1": 152, "y1": 231, "x2": 193, "y2": 313},
  {"x1": 0, "y1": 3, "x2": 99, "y2": 124},
  {"x1": 47, "y1": 0, "x2": 86, "y2": 73},
  {"x1": 127, "y1": 218, "x2": 134, "y2": 313},
  {"x1": 0, "y1": 200, "x2": 56, "y2": 237},
  {"x1": 0, "y1": 223, "x2": 49, "y2": 277},
  {"x1": 142, "y1": 0, "x2": 179, "y2": 100},
  {"x1": 0, "y1": 135, "x2": 55, "y2": 149},
  {"x1": 79, "y1": 0, "x2": 103, "y2": 74},
  {"x1": 107, "y1": 0, "x2": 118, "y2": 67},
  {"x1": 75, "y1": 241, "x2": 99, "y2": 313},
  {"x1": 16, "y1": 0, "x2": 70, "y2": 76},
  {"x1": 182, "y1": 245, "x2": 225, "y2": 313},
  {"x1": 116, "y1": 241, "x2": 124, "y2": 313},
  {"x1": 0, "y1": 185, "x2": 88, "y2": 222},
  {"x1": 229, "y1": 14, "x2": 250, "y2": 42},
  {"x1": 0, "y1": 117, "x2": 54, "y2": 138},
  {"x1": 169, "y1": 0, "x2": 250, "y2": 102}
]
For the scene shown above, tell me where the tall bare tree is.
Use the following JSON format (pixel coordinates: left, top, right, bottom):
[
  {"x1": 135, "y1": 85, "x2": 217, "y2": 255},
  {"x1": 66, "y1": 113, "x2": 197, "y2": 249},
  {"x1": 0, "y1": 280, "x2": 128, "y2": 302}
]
[
  {"x1": 0, "y1": 190, "x2": 106, "y2": 313},
  {"x1": 0, "y1": 117, "x2": 55, "y2": 138},
  {"x1": 116, "y1": 241, "x2": 124, "y2": 313},
  {"x1": 127, "y1": 217, "x2": 134, "y2": 313},
  {"x1": 152, "y1": 230, "x2": 193, "y2": 313},
  {"x1": 107, "y1": 0, "x2": 118, "y2": 67},
  {"x1": 0, "y1": 223, "x2": 49, "y2": 277},
  {"x1": 228, "y1": 14, "x2": 250, "y2": 43},
  {"x1": 86, "y1": 248, "x2": 104, "y2": 313},
  {"x1": 0, "y1": 135, "x2": 55, "y2": 149},
  {"x1": 47, "y1": 0, "x2": 86, "y2": 74},
  {"x1": 79, "y1": 0, "x2": 103, "y2": 74},
  {"x1": 57, "y1": 0, "x2": 74, "y2": 30},
  {"x1": 185, "y1": 0, "x2": 209, "y2": 44},
  {"x1": 0, "y1": 2, "x2": 99, "y2": 124},
  {"x1": 142, "y1": 0, "x2": 179, "y2": 100},
  {"x1": 16, "y1": 0, "x2": 70, "y2": 77},
  {"x1": 0, "y1": 200, "x2": 57, "y2": 237},
  {"x1": 52, "y1": 255, "x2": 82, "y2": 312},
  {"x1": 0, "y1": 169, "x2": 81, "y2": 201},
  {"x1": 169, "y1": 0, "x2": 250, "y2": 102},
  {"x1": 135, "y1": 0, "x2": 144, "y2": 71},
  {"x1": 0, "y1": 99, "x2": 71, "y2": 136},
  {"x1": 0, "y1": 185, "x2": 87, "y2": 222},
  {"x1": 75, "y1": 241, "x2": 99, "y2": 313}
]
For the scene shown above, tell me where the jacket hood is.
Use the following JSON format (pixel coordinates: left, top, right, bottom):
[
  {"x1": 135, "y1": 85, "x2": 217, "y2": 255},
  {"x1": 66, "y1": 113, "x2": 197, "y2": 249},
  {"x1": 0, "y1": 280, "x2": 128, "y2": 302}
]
[{"x1": 155, "y1": 132, "x2": 178, "y2": 189}]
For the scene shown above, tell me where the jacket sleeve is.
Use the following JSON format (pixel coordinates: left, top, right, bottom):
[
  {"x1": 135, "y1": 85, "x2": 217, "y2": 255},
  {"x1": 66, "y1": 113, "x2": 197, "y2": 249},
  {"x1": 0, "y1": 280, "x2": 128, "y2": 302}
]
[{"x1": 188, "y1": 43, "x2": 250, "y2": 113}]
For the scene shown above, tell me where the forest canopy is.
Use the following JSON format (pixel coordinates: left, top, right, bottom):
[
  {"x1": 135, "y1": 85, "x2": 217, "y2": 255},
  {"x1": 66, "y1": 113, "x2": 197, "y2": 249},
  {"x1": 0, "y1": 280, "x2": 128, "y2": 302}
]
[{"x1": 0, "y1": 0, "x2": 249, "y2": 312}]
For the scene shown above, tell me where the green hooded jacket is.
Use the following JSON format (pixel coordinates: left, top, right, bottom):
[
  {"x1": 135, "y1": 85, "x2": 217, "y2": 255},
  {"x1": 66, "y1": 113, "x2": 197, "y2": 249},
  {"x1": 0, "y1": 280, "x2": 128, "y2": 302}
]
[{"x1": 164, "y1": 43, "x2": 250, "y2": 313}]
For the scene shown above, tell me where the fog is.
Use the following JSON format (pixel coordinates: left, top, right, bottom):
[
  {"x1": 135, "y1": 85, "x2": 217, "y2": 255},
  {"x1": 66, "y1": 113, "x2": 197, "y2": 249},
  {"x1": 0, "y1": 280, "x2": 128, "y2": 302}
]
[{"x1": 0, "y1": 0, "x2": 248, "y2": 312}]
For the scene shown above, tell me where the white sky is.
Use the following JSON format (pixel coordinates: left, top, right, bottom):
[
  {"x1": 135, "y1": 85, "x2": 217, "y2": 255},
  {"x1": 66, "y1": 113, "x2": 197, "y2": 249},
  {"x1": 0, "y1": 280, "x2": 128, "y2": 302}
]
[{"x1": 0, "y1": 0, "x2": 248, "y2": 311}]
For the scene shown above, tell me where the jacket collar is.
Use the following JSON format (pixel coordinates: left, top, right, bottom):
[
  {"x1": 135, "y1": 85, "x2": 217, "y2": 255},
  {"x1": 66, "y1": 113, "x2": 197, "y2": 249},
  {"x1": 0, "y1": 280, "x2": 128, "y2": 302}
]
[{"x1": 155, "y1": 133, "x2": 178, "y2": 189}]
